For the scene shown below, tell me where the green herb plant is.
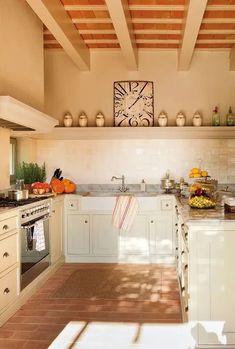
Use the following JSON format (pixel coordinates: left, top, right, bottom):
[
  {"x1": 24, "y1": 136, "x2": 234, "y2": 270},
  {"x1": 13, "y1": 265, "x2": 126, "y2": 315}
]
[{"x1": 15, "y1": 162, "x2": 46, "y2": 184}]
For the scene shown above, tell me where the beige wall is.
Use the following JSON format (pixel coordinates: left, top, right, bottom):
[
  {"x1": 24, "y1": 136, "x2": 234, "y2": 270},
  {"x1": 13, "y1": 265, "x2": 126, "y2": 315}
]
[
  {"x1": 44, "y1": 50, "x2": 235, "y2": 126},
  {"x1": 0, "y1": 128, "x2": 10, "y2": 189},
  {"x1": 17, "y1": 138, "x2": 37, "y2": 164},
  {"x1": 36, "y1": 138, "x2": 235, "y2": 185},
  {"x1": 0, "y1": 0, "x2": 44, "y2": 110}
]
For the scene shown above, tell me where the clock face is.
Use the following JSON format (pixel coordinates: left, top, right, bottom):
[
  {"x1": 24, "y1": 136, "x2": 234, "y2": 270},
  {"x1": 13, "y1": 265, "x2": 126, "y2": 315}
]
[{"x1": 114, "y1": 81, "x2": 154, "y2": 127}]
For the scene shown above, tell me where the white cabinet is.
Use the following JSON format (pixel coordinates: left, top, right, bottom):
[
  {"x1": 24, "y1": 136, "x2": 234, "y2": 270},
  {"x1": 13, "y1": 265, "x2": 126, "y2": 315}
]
[
  {"x1": 149, "y1": 214, "x2": 173, "y2": 256},
  {"x1": 50, "y1": 197, "x2": 64, "y2": 264},
  {"x1": 65, "y1": 195, "x2": 175, "y2": 263},
  {"x1": 92, "y1": 215, "x2": 118, "y2": 256},
  {"x1": 0, "y1": 211, "x2": 19, "y2": 314},
  {"x1": 67, "y1": 214, "x2": 90, "y2": 255}
]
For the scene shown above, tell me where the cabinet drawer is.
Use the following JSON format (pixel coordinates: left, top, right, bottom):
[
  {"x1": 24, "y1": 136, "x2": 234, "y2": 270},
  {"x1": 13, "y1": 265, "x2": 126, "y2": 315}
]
[
  {"x1": 160, "y1": 199, "x2": 172, "y2": 210},
  {"x1": 0, "y1": 234, "x2": 18, "y2": 274},
  {"x1": 0, "y1": 268, "x2": 18, "y2": 312},
  {"x1": 0, "y1": 216, "x2": 18, "y2": 236},
  {"x1": 66, "y1": 199, "x2": 78, "y2": 210}
]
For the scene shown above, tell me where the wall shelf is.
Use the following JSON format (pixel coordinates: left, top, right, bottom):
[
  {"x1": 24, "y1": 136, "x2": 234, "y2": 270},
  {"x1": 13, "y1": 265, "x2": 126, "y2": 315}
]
[{"x1": 12, "y1": 126, "x2": 235, "y2": 140}]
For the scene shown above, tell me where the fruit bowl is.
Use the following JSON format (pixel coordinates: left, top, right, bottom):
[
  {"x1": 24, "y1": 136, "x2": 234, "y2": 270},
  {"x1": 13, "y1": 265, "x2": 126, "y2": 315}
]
[{"x1": 188, "y1": 195, "x2": 216, "y2": 209}]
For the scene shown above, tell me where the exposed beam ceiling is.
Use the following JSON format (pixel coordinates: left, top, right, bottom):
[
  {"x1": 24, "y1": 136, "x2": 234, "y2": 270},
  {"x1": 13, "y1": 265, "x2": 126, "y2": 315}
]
[
  {"x1": 178, "y1": 0, "x2": 208, "y2": 71},
  {"x1": 105, "y1": 0, "x2": 138, "y2": 70},
  {"x1": 26, "y1": 0, "x2": 90, "y2": 70}
]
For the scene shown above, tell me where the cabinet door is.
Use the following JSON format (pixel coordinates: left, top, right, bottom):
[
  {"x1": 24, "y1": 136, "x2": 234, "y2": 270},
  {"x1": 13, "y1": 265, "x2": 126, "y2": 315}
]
[
  {"x1": 119, "y1": 215, "x2": 149, "y2": 256},
  {"x1": 196, "y1": 230, "x2": 235, "y2": 346},
  {"x1": 50, "y1": 199, "x2": 63, "y2": 264},
  {"x1": 92, "y1": 215, "x2": 118, "y2": 256},
  {"x1": 149, "y1": 214, "x2": 173, "y2": 255},
  {"x1": 67, "y1": 215, "x2": 90, "y2": 255}
]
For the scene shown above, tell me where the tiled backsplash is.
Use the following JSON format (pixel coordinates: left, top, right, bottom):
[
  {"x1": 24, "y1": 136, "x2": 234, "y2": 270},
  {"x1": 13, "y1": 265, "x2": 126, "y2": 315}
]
[{"x1": 36, "y1": 139, "x2": 235, "y2": 185}]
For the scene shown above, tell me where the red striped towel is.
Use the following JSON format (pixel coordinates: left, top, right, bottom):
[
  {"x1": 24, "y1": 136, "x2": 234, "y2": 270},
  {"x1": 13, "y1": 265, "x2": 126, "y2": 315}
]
[{"x1": 112, "y1": 195, "x2": 139, "y2": 232}]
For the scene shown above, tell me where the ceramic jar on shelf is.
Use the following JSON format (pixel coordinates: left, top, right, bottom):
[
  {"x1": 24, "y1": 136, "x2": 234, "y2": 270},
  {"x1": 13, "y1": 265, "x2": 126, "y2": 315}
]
[
  {"x1": 96, "y1": 112, "x2": 105, "y2": 127},
  {"x1": 176, "y1": 112, "x2": 186, "y2": 127},
  {"x1": 157, "y1": 111, "x2": 168, "y2": 127},
  {"x1": 192, "y1": 112, "x2": 202, "y2": 127},
  {"x1": 63, "y1": 112, "x2": 73, "y2": 127},
  {"x1": 78, "y1": 112, "x2": 88, "y2": 127}
]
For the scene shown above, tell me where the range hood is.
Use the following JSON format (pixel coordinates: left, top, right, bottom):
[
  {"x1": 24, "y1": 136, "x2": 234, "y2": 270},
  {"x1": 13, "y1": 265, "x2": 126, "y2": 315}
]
[{"x1": 0, "y1": 96, "x2": 58, "y2": 133}]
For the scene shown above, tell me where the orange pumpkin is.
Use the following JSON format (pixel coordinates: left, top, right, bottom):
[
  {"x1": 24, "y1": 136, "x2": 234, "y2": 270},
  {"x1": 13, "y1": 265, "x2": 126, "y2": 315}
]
[
  {"x1": 62, "y1": 179, "x2": 76, "y2": 193},
  {"x1": 50, "y1": 178, "x2": 64, "y2": 194}
]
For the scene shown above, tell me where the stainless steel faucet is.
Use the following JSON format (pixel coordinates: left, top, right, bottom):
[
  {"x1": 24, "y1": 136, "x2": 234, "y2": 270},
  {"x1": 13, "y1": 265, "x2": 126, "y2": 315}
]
[{"x1": 111, "y1": 175, "x2": 129, "y2": 192}]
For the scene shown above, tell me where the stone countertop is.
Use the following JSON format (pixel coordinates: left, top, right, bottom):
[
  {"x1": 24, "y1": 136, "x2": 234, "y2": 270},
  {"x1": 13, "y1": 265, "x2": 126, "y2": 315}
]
[
  {"x1": 75, "y1": 191, "x2": 165, "y2": 197},
  {"x1": 176, "y1": 196, "x2": 235, "y2": 222}
]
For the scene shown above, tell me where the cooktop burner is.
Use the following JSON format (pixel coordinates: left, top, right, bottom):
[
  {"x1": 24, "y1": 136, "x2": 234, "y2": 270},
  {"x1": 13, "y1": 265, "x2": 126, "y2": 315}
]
[{"x1": 0, "y1": 197, "x2": 47, "y2": 207}]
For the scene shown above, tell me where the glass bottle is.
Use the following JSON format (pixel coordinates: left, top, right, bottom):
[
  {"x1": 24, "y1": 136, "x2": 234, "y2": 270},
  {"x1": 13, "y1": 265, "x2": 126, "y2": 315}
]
[
  {"x1": 212, "y1": 106, "x2": 220, "y2": 126},
  {"x1": 226, "y1": 106, "x2": 234, "y2": 126}
]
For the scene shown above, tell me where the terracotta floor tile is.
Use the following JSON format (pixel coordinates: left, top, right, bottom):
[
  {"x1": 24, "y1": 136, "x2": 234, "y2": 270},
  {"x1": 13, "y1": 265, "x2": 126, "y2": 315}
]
[{"x1": 0, "y1": 263, "x2": 182, "y2": 348}]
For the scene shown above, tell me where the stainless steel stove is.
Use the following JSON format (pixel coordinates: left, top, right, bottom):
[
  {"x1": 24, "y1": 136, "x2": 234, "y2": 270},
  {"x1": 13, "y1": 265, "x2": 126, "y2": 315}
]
[
  {"x1": 0, "y1": 196, "x2": 47, "y2": 208},
  {"x1": 19, "y1": 199, "x2": 51, "y2": 290}
]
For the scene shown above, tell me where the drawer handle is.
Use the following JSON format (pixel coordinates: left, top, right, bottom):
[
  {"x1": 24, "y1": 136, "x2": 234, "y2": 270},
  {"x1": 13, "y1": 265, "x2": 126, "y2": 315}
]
[
  {"x1": 185, "y1": 232, "x2": 188, "y2": 239},
  {"x1": 2, "y1": 225, "x2": 9, "y2": 231},
  {"x1": 181, "y1": 286, "x2": 185, "y2": 293},
  {"x1": 3, "y1": 252, "x2": 9, "y2": 258},
  {"x1": 3, "y1": 288, "x2": 10, "y2": 295}
]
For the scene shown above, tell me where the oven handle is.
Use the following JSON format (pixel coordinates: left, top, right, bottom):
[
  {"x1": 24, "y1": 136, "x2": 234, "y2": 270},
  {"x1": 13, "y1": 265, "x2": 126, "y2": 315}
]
[{"x1": 21, "y1": 215, "x2": 51, "y2": 230}]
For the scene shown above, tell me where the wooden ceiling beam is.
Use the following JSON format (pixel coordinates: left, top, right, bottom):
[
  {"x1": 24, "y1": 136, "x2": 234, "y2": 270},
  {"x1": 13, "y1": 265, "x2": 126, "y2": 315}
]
[
  {"x1": 26, "y1": 0, "x2": 90, "y2": 70},
  {"x1": 178, "y1": 0, "x2": 208, "y2": 71},
  {"x1": 105, "y1": 0, "x2": 138, "y2": 70}
]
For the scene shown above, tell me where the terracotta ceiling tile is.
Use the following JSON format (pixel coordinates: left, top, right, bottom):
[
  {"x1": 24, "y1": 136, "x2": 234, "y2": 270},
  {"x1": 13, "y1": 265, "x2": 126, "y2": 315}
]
[
  {"x1": 137, "y1": 43, "x2": 179, "y2": 48},
  {"x1": 135, "y1": 33, "x2": 181, "y2": 39},
  {"x1": 201, "y1": 22, "x2": 235, "y2": 29},
  {"x1": 81, "y1": 34, "x2": 117, "y2": 39},
  {"x1": 128, "y1": 0, "x2": 185, "y2": 5},
  {"x1": 133, "y1": 23, "x2": 182, "y2": 29},
  {"x1": 75, "y1": 23, "x2": 114, "y2": 29},
  {"x1": 198, "y1": 33, "x2": 233, "y2": 39},
  {"x1": 61, "y1": 0, "x2": 105, "y2": 5},
  {"x1": 130, "y1": 10, "x2": 184, "y2": 18},
  {"x1": 87, "y1": 43, "x2": 120, "y2": 48},
  {"x1": 207, "y1": 0, "x2": 235, "y2": 5},
  {"x1": 204, "y1": 10, "x2": 235, "y2": 18},
  {"x1": 195, "y1": 43, "x2": 232, "y2": 48}
]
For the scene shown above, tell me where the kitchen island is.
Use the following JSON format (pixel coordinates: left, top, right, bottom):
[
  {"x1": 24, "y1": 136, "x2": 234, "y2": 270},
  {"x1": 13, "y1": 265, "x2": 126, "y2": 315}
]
[{"x1": 176, "y1": 197, "x2": 235, "y2": 348}]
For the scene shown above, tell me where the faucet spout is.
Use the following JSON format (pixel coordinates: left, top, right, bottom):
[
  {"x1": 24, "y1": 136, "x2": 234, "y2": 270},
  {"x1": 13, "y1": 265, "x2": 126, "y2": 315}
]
[{"x1": 111, "y1": 175, "x2": 129, "y2": 192}]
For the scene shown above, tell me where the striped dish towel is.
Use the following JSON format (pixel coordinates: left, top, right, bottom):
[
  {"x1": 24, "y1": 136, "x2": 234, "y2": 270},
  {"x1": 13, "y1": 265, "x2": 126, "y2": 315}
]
[
  {"x1": 33, "y1": 220, "x2": 46, "y2": 251},
  {"x1": 112, "y1": 195, "x2": 139, "y2": 232}
]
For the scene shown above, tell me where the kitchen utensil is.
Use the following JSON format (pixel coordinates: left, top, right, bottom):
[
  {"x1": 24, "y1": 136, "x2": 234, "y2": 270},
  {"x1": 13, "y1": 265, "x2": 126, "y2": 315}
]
[
  {"x1": 15, "y1": 179, "x2": 25, "y2": 190},
  {"x1": 216, "y1": 188, "x2": 233, "y2": 207}
]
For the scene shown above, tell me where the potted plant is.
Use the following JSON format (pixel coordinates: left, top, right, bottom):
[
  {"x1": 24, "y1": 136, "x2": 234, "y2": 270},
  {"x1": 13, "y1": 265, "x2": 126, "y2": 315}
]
[{"x1": 15, "y1": 162, "x2": 46, "y2": 188}]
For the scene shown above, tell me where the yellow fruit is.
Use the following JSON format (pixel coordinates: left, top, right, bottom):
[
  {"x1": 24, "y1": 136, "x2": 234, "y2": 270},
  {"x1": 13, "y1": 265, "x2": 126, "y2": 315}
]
[
  {"x1": 189, "y1": 173, "x2": 194, "y2": 178},
  {"x1": 201, "y1": 171, "x2": 208, "y2": 177},
  {"x1": 193, "y1": 173, "x2": 201, "y2": 178},
  {"x1": 191, "y1": 168, "x2": 201, "y2": 174}
]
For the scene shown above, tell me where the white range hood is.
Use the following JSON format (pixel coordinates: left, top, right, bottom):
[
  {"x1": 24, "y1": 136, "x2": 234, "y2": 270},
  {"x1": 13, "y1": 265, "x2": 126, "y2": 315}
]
[{"x1": 0, "y1": 96, "x2": 58, "y2": 133}]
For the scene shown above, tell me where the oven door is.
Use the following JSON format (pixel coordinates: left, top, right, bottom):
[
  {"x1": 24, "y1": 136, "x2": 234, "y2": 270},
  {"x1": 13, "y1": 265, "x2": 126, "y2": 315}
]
[{"x1": 20, "y1": 215, "x2": 50, "y2": 290}]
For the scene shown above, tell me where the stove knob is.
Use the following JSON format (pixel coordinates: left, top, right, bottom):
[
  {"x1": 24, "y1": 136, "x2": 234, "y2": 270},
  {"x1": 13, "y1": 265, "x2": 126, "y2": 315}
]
[
  {"x1": 22, "y1": 214, "x2": 26, "y2": 218},
  {"x1": 27, "y1": 213, "x2": 30, "y2": 217},
  {"x1": 31, "y1": 211, "x2": 34, "y2": 215}
]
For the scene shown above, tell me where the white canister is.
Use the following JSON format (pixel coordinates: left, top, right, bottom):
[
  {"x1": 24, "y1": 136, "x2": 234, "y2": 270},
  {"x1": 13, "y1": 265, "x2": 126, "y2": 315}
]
[
  {"x1": 96, "y1": 112, "x2": 105, "y2": 127},
  {"x1": 176, "y1": 112, "x2": 186, "y2": 127},
  {"x1": 192, "y1": 112, "x2": 202, "y2": 127},
  {"x1": 79, "y1": 113, "x2": 88, "y2": 127},
  {"x1": 63, "y1": 112, "x2": 73, "y2": 127},
  {"x1": 157, "y1": 112, "x2": 168, "y2": 127}
]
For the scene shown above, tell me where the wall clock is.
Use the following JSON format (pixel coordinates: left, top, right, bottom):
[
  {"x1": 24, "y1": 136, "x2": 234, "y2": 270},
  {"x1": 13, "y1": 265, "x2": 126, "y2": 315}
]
[{"x1": 113, "y1": 81, "x2": 154, "y2": 127}]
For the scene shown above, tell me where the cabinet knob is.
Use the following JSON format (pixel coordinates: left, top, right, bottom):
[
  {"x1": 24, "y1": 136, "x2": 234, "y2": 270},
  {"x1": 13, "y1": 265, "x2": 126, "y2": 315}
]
[
  {"x1": 181, "y1": 251, "x2": 185, "y2": 255},
  {"x1": 150, "y1": 220, "x2": 154, "y2": 223},
  {"x1": 185, "y1": 306, "x2": 189, "y2": 312},
  {"x1": 3, "y1": 252, "x2": 9, "y2": 258},
  {"x1": 71, "y1": 204, "x2": 74, "y2": 207},
  {"x1": 3, "y1": 288, "x2": 10, "y2": 295},
  {"x1": 52, "y1": 210, "x2": 55, "y2": 213},
  {"x1": 175, "y1": 223, "x2": 178, "y2": 227},
  {"x1": 181, "y1": 223, "x2": 185, "y2": 227},
  {"x1": 85, "y1": 220, "x2": 88, "y2": 223},
  {"x1": 184, "y1": 264, "x2": 188, "y2": 271},
  {"x1": 185, "y1": 232, "x2": 188, "y2": 240},
  {"x1": 2, "y1": 225, "x2": 9, "y2": 231},
  {"x1": 181, "y1": 286, "x2": 185, "y2": 293},
  {"x1": 166, "y1": 203, "x2": 169, "y2": 207}
]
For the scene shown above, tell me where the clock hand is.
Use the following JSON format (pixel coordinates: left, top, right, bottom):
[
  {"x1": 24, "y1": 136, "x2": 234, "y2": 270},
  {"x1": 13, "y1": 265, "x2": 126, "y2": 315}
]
[{"x1": 128, "y1": 95, "x2": 142, "y2": 109}]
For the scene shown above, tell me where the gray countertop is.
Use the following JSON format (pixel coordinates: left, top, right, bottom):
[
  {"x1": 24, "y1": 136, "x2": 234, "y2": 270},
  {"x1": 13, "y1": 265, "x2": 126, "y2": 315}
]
[{"x1": 176, "y1": 196, "x2": 235, "y2": 222}]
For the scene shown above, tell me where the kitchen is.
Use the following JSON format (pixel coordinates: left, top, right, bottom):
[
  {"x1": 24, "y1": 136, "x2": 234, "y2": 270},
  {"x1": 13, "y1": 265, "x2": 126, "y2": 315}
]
[{"x1": 1, "y1": 0, "x2": 235, "y2": 348}]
